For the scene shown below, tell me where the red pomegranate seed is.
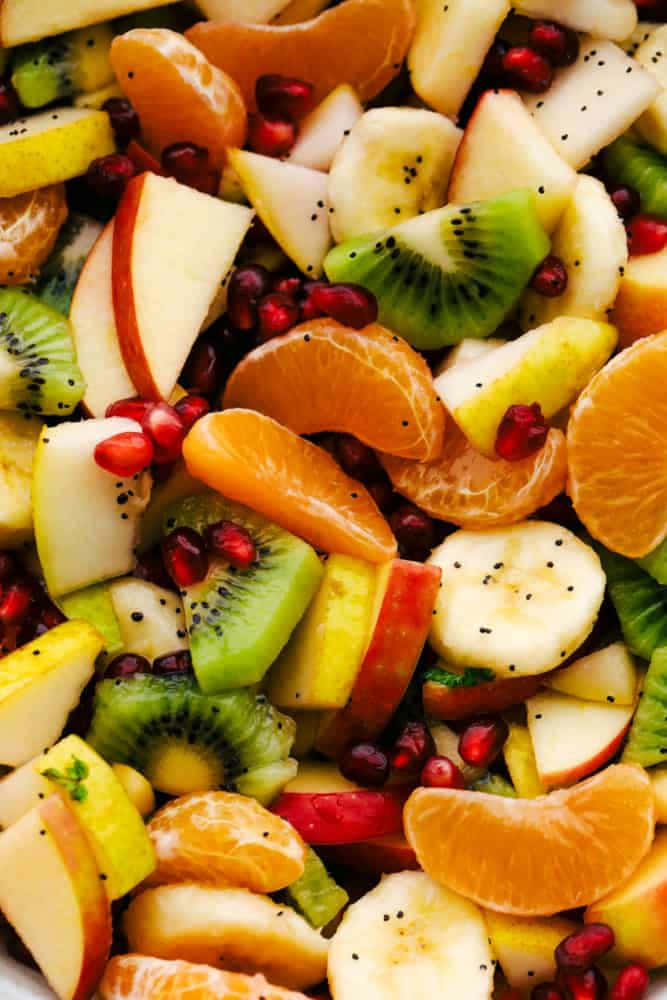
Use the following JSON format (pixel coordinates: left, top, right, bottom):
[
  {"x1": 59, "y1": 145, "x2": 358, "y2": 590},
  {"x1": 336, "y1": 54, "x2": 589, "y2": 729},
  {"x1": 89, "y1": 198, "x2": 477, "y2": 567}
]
[
  {"x1": 532, "y1": 985, "x2": 565, "y2": 1000},
  {"x1": 142, "y1": 402, "x2": 185, "y2": 464},
  {"x1": 106, "y1": 396, "x2": 154, "y2": 422},
  {"x1": 161, "y1": 142, "x2": 219, "y2": 195},
  {"x1": 421, "y1": 755, "x2": 466, "y2": 789},
  {"x1": 152, "y1": 650, "x2": 193, "y2": 675},
  {"x1": 495, "y1": 403, "x2": 549, "y2": 461},
  {"x1": 105, "y1": 653, "x2": 151, "y2": 679},
  {"x1": 335, "y1": 434, "x2": 381, "y2": 482},
  {"x1": 558, "y1": 967, "x2": 608, "y2": 1000},
  {"x1": 0, "y1": 551, "x2": 16, "y2": 584},
  {"x1": 458, "y1": 717, "x2": 509, "y2": 768},
  {"x1": 502, "y1": 47, "x2": 554, "y2": 93},
  {"x1": 0, "y1": 582, "x2": 32, "y2": 626},
  {"x1": 227, "y1": 265, "x2": 272, "y2": 331},
  {"x1": 626, "y1": 214, "x2": 667, "y2": 256},
  {"x1": 389, "y1": 503, "x2": 436, "y2": 558},
  {"x1": 611, "y1": 964, "x2": 650, "y2": 1000},
  {"x1": 391, "y1": 720, "x2": 435, "y2": 773},
  {"x1": 162, "y1": 527, "x2": 208, "y2": 588},
  {"x1": 205, "y1": 520, "x2": 257, "y2": 569},
  {"x1": 531, "y1": 255, "x2": 568, "y2": 297},
  {"x1": 248, "y1": 113, "x2": 297, "y2": 157},
  {"x1": 38, "y1": 602, "x2": 66, "y2": 629},
  {"x1": 309, "y1": 283, "x2": 379, "y2": 329},
  {"x1": 339, "y1": 742, "x2": 390, "y2": 787},
  {"x1": 0, "y1": 81, "x2": 19, "y2": 126},
  {"x1": 181, "y1": 335, "x2": 226, "y2": 396},
  {"x1": 273, "y1": 275, "x2": 303, "y2": 300},
  {"x1": 86, "y1": 153, "x2": 136, "y2": 200},
  {"x1": 556, "y1": 925, "x2": 615, "y2": 974},
  {"x1": 529, "y1": 21, "x2": 579, "y2": 67},
  {"x1": 255, "y1": 74, "x2": 315, "y2": 120},
  {"x1": 300, "y1": 280, "x2": 328, "y2": 322},
  {"x1": 94, "y1": 431, "x2": 154, "y2": 477},
  {"x1": 174, "y1": 394, "x2": 210, "y2": 430},
  {"x1": 257, "y1": 292, "x2": 300, "y2": 341},
  {"x1": 609, "y1": 186, "x2": 641, "y2": 221},
  {"x1": 134, "y1": 546, "x2": 175, "y2": 591},
  {"x1": 102, "y1": 96, "x2": 140, "y2": 146}
]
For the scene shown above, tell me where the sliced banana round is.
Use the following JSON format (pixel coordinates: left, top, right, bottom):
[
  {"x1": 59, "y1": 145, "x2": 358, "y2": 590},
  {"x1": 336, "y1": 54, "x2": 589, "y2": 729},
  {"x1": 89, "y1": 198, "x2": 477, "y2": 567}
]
[
  {"x1": 327, "y1": 107, "x2": 462, "y2": 243},
  {"x1": 428, "y1": 521, "x2": 606, "y2": 678},
  {"x1": 328, "y1": 870, "x2": 493, "y2": 1000}
]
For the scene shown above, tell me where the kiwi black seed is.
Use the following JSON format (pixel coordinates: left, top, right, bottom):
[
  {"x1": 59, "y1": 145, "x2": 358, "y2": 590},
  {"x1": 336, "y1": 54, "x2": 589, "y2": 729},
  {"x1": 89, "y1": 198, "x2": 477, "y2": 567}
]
[{"x1": 596, "y1": 544, "x2": 667, "y2": 660}]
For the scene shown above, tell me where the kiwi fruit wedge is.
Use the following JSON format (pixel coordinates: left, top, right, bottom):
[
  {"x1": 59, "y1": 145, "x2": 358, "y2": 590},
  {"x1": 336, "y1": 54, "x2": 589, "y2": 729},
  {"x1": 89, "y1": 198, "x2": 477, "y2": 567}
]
[
  {"x1": 87, "y1": 672, "x2": 297, "y2": 803},
  {"x1": 637, "y1": 536, "x2": 667, "y2": 585},
  {"x1": 604, "y1": 134, "x2": 667, "y2": 218},
  {"x1": 0, "y1": 288, "x2": 84, "y2": 415},
  {"x1": 283, "y1": 847, "x2": 349, "y2": 929},
  {"x1": 596, "y1": 544, "x2": 667, "y2": 660},
  {"x1": 163, "y1": 494, "x2": 324, "y2": 694},
  {"x1": 11, "y1": 23, "x2": 114, "y2": 108},
  {"x1": 34, "y1": 212, "x2": 103, "y2": 316},
  {"x1": 323, "y1": 190, "x2": 550, "y2": 350},
  {"x1": 623, "y1": 646, "x2": 667, "y2": 767}
]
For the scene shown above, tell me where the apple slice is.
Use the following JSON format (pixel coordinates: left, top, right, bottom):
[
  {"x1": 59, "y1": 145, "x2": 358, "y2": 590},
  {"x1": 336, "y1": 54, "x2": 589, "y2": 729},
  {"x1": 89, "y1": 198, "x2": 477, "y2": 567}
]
[
  {"x1": 322, "y1": 833, "x2": 419, "y2": 876},
  {"x1": 271, "y1": 761, "x2": 407, "y2": 844},
  {"x1": 113, "y1": 172, "x2": 253, "y2": 400},
  {"x1": 0, "y1": 794, "x2": 111, "y2": 1000},
  {"x1": 485, "y1": 910, "x2": 578, "y2": 990},
  {"x1": 316, "y1": 560, "x2": 441, "y2": 757},
  {"x1": 503, "y1": 722, "x2": 545, "y2": 798},
  {"x1": 613, "y1": 242, "x2": 667, "y2": 347},
  {"x1": 423, "y1": 669, "x2": 542, "y2": 722},
  {"x1": 545, "y1": 642, "x2": 638, "y2": 706},
  {"x1": 289, "y1": 84, "x2": 363, "y2": 172},
  {"x1": 526, "y1": 690, "x2": 634, "y2": 788},
  {"x1": 0, "y1": 621, "x2": 102, "y2": 767},
  {"x1": 635, "y1": 25, "x2": 667, "y2": 153},
  {"x1": 0, "y1": 0, "x2": 176, "y2": 45}
]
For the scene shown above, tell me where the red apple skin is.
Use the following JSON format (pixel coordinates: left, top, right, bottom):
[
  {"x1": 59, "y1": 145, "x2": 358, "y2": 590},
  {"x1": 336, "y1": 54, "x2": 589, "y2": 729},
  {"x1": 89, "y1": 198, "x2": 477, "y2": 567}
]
[
  {"x1": 423, "y1": 674, "x2": 543, "y2": 721},
  {"x1": 271, "y1": 787, "x2": 407, "y2": 845},
  {"x1": 322, "y1": 833, "x2": 419, "y2": 876},
  {"x1": 316, "y1": 561, "x2": 441, "y2": 758},
  {"x1": 540, "y1": 723, "x2": 631, "y2": 789},
  {"x1": 126, "y1": 141, "x2": 165, "y2": 176}
]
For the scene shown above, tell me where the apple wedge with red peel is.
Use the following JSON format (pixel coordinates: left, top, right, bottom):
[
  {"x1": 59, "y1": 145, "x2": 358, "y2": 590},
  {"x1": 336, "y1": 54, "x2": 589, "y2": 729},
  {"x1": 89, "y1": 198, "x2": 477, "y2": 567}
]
[
  {"x1": 316, "y1": 559, "x2": 441, "y2": 758},
  {"x1": 112, "y1": 172, "x2": 253, "y2": 400},
  {"x1": 423, "y1": 672, "x2": 543, "y2": 722},
  {"x1": 322, "y1": 832, "x2": 418, "y2": 876},
  {"x1": 0, "y1": 793, "x2": 111, "y2": 1000},
  {"x1": 545, "y1": 642, "x2": 638, "y2": 705}
]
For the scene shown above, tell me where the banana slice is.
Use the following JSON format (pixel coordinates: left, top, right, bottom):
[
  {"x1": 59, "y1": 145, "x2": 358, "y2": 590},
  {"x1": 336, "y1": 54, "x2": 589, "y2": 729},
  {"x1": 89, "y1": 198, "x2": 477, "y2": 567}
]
[
  {"x1": 328, "y1": 871, "x2": 493, "y2": 1000},
  {"x1": 428, "y1": 522, "x2": 605, "y2": 678},
  {"x1": 328, "y1": 107, "x2": 462, "y2": 242}
]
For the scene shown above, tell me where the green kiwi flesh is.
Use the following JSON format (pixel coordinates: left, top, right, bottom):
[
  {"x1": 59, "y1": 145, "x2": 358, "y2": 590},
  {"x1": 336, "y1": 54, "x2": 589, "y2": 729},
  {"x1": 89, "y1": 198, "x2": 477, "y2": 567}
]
[
  {"x1": 11, "y1": 23, "x2": 114, "y2": 108},
  {"x1": 34, "y1": 213, "x2": 103, "y2": 316},
  {"x1": 596, "y1": 545, "x2": 667, "y2": 660},
  {"x1": 604, "y1": 135, "x2": 667, "y2": 219},
  {"x1": 637, "y1": 537, "x2": 667, "y2": 585},
  {"x1": 623, "y1": 646, "x2": 667, "y2": 767},
  {"x1": 323, "y1": 190, "x2": 550, "y2": 350},
  {"x1": 283, "y1": 847, "x2": 349, "y2": 929}
]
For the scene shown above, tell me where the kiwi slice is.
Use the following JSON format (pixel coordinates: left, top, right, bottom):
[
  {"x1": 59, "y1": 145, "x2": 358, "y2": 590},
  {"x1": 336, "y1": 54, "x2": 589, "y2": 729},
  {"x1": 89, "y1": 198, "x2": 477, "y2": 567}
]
[
  {"x1": 284, "y1": 847, "x2": 349, "y2": 929},
  {"x1": 596, "y1": 545, "x2": 667, "y2": 660},
  {"x1": 33, "y1": 213, "x2": 103, "y2": 316},
  {"x1": 470, "y1": 773, "x2": 517, "y2": 797},
  {"x1": 11, "y1": 23, "x2": 114, "y2": 108},
  {"x1": 163, "y1": 494, "x2": 324, "y2": 694},
  {"x1": 604, "y1": 134, "x2": 667, "y2": 219},
  {"x1": 637, "y1": 537, "x2": 667, "y2": 585},
  {"x1": 623, "y1": 646, "x2": 667, "y2": 767},
  {"x1": 0, "y1": 288, "x2": 84, "y2": 415},
  {"x1": 87, "y1": 672, "x2": 296, "y2": 803},
  {"x1": 323, "y1": 190, "x2": 550, "y2": 350}
]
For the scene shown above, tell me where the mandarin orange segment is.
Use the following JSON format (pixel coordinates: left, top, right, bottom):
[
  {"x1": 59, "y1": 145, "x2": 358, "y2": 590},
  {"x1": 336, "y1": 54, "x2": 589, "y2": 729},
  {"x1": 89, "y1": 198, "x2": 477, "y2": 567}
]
[
  {"x1": 111, "y1": 29, "x2": 247, "y2": 167},
  {"x1": 183, "y1": 409, "x2": 396, "y2": 563},
  {"x1": 567, "y1": 332, "x2": 667, "y2": 558},
  {"x1": 379, "y1": 425, "x2": 567, "y2": 528},
  {"x1": 223, "y1": 320, "x2": 444, "y2": 461},
  {"x1": 404, "y1": 764, "x2": 654, "y2": 916},
  {"x1": 186, "y1": 0, "x2": 415, "y2": 109},
  {"x1": 99, "y1": 955, "x2": 311, "y2": 1000},
  {"x1": 0, "y1": 183, "x2": 67, "y2": 285}
]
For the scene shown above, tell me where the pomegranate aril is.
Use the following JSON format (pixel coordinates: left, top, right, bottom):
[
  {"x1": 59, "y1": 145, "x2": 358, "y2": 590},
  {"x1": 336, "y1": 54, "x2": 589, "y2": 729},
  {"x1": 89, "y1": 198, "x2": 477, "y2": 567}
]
[
  {"x1": 299, "y1": 280, "x2": 328, "y2": 322},
  {"x1": 626, "y1": 214, "x2": 667, "y2": 256},
  {"x1": 85, "y1": 153, "x2": 136, "y2": 200},
  {"x1": 174, "y1": 393, "x2": 210, "y2": 430},
  {"x1": 389, "y1": 503, "x2": 436, "y2": 558},
  {"x1": 255, "y1": 74, "x2": 315, "y2": 120},
  {"x1": 609, "y1": 186, "x2": 640, "y2": 221},
  {"x1": 391, "y1": 720, "x2": 435, "y2": 773},
  {"x1": 0, "y1": 81, "x2": 19, "y2": 125},
  {"x1": 458, "y1": 717, "x2": 509, "y2": 768},
  {"x1": 339, "y1": 742, "x2": 390, "y2": 788},
  {"x1": 102, "y1": 96, "x2": 140, "y2": 146},
  {"x1": 152, "y1": 649, "x2": 193, "y2": 675},
  {"x1": 529, "y1": 21, "x2": 579, "y2": 67},
  {"x1": 134, "y1": 546, "x2": 175, "y2": 592},
  {"x1": 556, "y1": 924, "x2": 615, "y2": 974},
  {"x1": 495, "y1": 403, "x2": 549, "y2": 461},
  {"x1": 94, "y1": 431, "x2": 154, "y2": 477},
  {"x1": 558, "y1": 967, "x2": 608, "y2": 1000},
  {"x1": 421, "y1": 755, "x2": 466, "y2": 789},
  {"x1": 531, "y1": 255, "x2": 568, "y2": 297},
  {"x1": 227, "y1": 265, "x2": 272, "y2": 331},
  {"x1": 162, "y1": 527, "x2": 208, "y2": 588},
  {"x1": 611, "y1": 964, "x2": 650, "y2": 1000},
  {"x1": 273, "y1": 275, "x2": 303, "y2": 300},
  {"x1": 335, "y1": 434, "x2": 381, "y2": 483},
  {"x1": 38, "y1": 602, "x2": 66, "y2": 629},
  {"x1": 367, "y1": 478, "x2": 395, "y2": 515},
  {"x1": 0, "y1": 551, "x2": 16, "y2": 584},
  {"x1": 142, "y1": 402, "x2": 185, "y2": 464},
  {"x1": 310, "y1": 283, "x2": 378, "y2": 329},
  {"x1": 205, "y1": 520, "x2": 256, "y2": 569},
  {"x1": 502, "y1": 47, "x2": 554, "y2": 93},
  {"x1": 181, "y1": 335, "x2": 226, "y2": 397},
  {"x1": 105, "y1": 653, "x2": 151, "y2": 679},
  {"x1": 0, "y1": 581, "x2": 32, "y2": 626},
  {"x1": 161, "y1": 142, "x2": 219, "y2": 195},
  {"x1": 248, "y1": 113, "x2": 296, "y2": 157},
  {"x1": 257, "y1": 292, "x2": 300, "y2": 341},
  {"x1": 105, "y1": 395, "x2": 154, "y2": 422},
  {"x1": 533, "y1": 985, "x2": 565, "y2": 1000}
]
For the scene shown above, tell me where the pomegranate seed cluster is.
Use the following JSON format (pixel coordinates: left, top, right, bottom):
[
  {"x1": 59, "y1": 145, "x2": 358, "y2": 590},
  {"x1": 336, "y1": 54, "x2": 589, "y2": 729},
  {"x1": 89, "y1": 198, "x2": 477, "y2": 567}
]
[
  {"x1": 248, "y1": 74, "x2": 315, "y2": 158},
  {"x1": 0, "y1": 553, "x2": 65, "y2": 656},
  {"x1": 161, "y1": 518, "x2": 257, "y2": 590}
]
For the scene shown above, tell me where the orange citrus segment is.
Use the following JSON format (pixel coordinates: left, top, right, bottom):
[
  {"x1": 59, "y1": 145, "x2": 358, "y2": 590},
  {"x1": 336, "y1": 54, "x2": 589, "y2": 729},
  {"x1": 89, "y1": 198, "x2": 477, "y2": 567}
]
[
  {"x1": 186, "y1": 0, "x2": 415, "y2": 109},
  {"x1": 0, "y1": 184, "x2": 67, "y2": 285},
  {"x1": 567, "y1": 332, "x2": 667, "y2": 558},
  {"x1": 111, "y1": 29, "x2": 247, "y2": 167},
  {"x1": 99, "y1": 955, "x2": 311, "y2": 1000},
  {"x1": 145, "y1": 791, "x2": 307, "y2": 893},
  {"x1": 183, "y1": 409, "x2": 396, "y2": 563},
  {"x1": 404, "y1": 764, "x2": 654, "y2": 916},
  {"x1": 223, "y1": 320, "x2": 444, "y2": 461},
  {"x1": 380, "y1": 425, "x2": 567, "y2": 528}
]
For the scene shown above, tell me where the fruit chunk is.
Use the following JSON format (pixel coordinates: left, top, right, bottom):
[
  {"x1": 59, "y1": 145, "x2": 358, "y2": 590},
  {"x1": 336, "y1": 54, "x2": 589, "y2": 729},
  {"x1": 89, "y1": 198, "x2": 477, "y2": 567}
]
[
  {"x1": 427, "y1": 522, "x2": 606, "y2": 678},
  {"x1": 289, "y1": 84, "x2": 363, "y2": 172},
  {"x1": 635, "y1": 25, "x2": 667, "y2": 153},
  {"x1": 0, "y1": 794, "x2": 111, "y2": 1000},
  {"x1": 124, "y1": 884, "x2": 328, "y2": 990},
  {"x1": 11, "y1": 23, "x2": 114, "y2": 109},
  {"x1": 0, "y1": 183, "x2": 67, "y2": 285},
  {"x1": 604, "y1": 134, "x2": 667, "y2": 220},
  {"x1": 113, "y1": 172, "x2": 253, "y2": 401},
  {"x1": 513, "y1": 0, "x2": 637, "y2": 40},
  {"x1": 0, "y1": 621, "x2": 101, "y2": 767},
  {"x1": 59, "y1": 582, "x2": 123, "y2": 658},
  {"x1": 405, "y1": 764, "x2": 654, "y2": 915},
  {"x1": 108, "y1": 577, "x2": 188, "y2": 662},
  {"x1": 183, "y1": 410, "x2": 397, "y2": 563},
  {"x1": 436, "y1": 316, "x2": 617, "y2": 457},
  {"x1": 0, "y1": 412, "x2": 41, "y2": 548},
  {"x1": 568, "y1": 332, "x2": 667, "y2": 558},
  {"x1": 422, "y1": 667, "x2": 542, "y2": 722},
  {"x1": 284, "y1": 846, "x2": 348, "y2": 928},
  {"x1": 111, "y1": 763, "x2": 155, "y2": 817},
  {"x1": 545, "y1": 642, "x2": 638, "y2": 705},
  {"x1": 322, "y1": 832, "x2": 418, "y2": 876},
  {"x1": 503, "y1": 722, "x2": 545, "y2": 798},
  {"x1": 186, "y1": 0, "x2": 415, "y2": 108},
  {"x1": 34, "y1": 211, "x2": 103, "y2": 316},
  {"x1": 485, "y1": 911, "x2": 578, "y2": 990},
  {"x1": 0, "y1": 0, "x2": 176, "y2": 46},
  {"x1": 195, "y1": 0, "x2": 294, "y2": 21},
  {"x1": 622, "y1": 646, "x2": 667, "y2": 767},
  {"x1": 223, "y1": 319, "x2": 444, "y2": 461},
  {"x1": 613, "y1": 242, "x2": 667, "y2": 347}
]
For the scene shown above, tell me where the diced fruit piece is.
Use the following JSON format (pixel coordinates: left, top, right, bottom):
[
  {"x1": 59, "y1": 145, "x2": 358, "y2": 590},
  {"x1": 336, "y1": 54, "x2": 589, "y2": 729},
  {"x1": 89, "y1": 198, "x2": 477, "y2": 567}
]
[
  {"x1": 34, "y1": 211, "x2": 103, "y2": 316},
  {"x1": 324, "y1": 192, "x2": 550, "y2": 351},
  {"x1": 613, "y1": 242, "x2": 667, "y2": 348},
  {"x1": 328, "y1": 870, "x2": 493, "y2": 1000},
  {"x1": 194, "y1": 0, "x2": 294, "y2": 22},
  {"x1": 546, "y1": 642, "x2": 638, "y2": 705},
  {"x1": 87, "y1": 672, "x2": 296, "y2": 803},
  {"x1": 422, "y1": 666, "x2": 541, "y2": 722},
  {"x1": 0, "y1": 106, "x2": 115, "y2": 198},
  {"x1": 405, "y1": 764, "x2": 654, "y2": 915},
  {"x1": 520, "y1": 175, "x2": 628, "y2": 327},
  {"x1": 111, "y1": 763, "x2": 155, "y2": 817},
  {"x1": 268, "y1": 553, "x2": 376, "y2": 711},
  {"x1": 0, "y1": 0, "x2": 176, "y2": 46},
  {"x1": 125, "y1": 884, "x2": 328, "y2": 990},
  {"x1": 322, "y1": 832, "x2": 418, "y2": 876},
  {"x1": 605, "y1": 134, "x2": 667, "y2": 219},
  {"x1": 328, "y1": 107, "x2": 461, "y2": 242},
  {"x1": 427, "y1": 522, "x2": 606, "y2": 678},
  {"x1": 436, "y1": 316, "x2": 617, "y2": 457},
  {"x1": 634, "y1": 25, "x2": 667, "y2": 153},
  {"x1": 12, "y1": 23, "x2": 114, "y2": 108},
  {"x1": 523, "y1": 40, "x2": 659, "y2": 170},
  {"x1": 33, "y1": 418, "x2": 151, "y2": 597},
  {"x1": 60, "y1": 583, "x2": 123, "y2": 658},
  {"x1": 503, "y1": 722, "x2": 545, "y2": 798},
  {"x1": 436, "y1": 338, "x2": 506, "y2": 373},
  {"x1": 0, "y1": 794, "x2": 111, "y2": 1000},
  {"x1": 284, "y1": 846, "x2": 348, "y2": 928},
  {"x1": 516, "y1": 1, "x2": 636, "y2": 40},
  {"x1": 568, "y1": 332, "x2": 667, "y2": 558},
  {"x1": 186, "y1": 0, "x2": 415, "y2": 108},
  {"x1": 223, "y1": 319, "x2": 444, "y2": 461},
  {"x1": 183, "y1": 410, "x2": 397, "y2": 563},
  {"x1": 599, "y1": 547, "x2": 667, "y2": 660},
  {"x1": 162, "y1": 493, "x2": 323, "y2": 692},
  {"x1": 485, "y1": 911, "x2": 578, "y2": 990},
  {"x1": 526, "y1": 690, "x2": 634, "y2": 788},
  {"x1": 0, "y1": 621, "x2": 100, "y2": 767},
  {"x1": 289, "y1": 84, "x2": 362, "y2": 171},
  {"x1": 0, "y1": 412, "x2": 41, "y2": 548},
  {"x1": 408, "y1": 0, "x2": 510, "y2": 118},
  {"x1": 0, "y1": 184, "x2": 67, "y2": 286},
  {"x1": 623, "y1": 647, "x2": 667, "y2": 767},
  {"x1": 448, "y1": 90, "x2": 576, "y2": 234},
  {"x1": 112, "y1": 172, "x2": 253, "y2": 400},
  {"x1": 108, "y1": 577, "x2": 188, "y2": 662}
]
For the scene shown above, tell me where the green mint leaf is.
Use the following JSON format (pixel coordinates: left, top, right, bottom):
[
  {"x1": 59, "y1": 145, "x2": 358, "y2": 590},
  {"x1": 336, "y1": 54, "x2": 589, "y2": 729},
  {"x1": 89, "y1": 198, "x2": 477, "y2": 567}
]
[
  {"x1": 66, "y1": 757, "x2": 89, "y2": 782},
  {"x1": 41, "y1": 767, "x2": 66, "y2": 783},
  {"x1": 70, "y1": 784, "x2": 88, "y2": 803},
  {"x1": 423, "y1": 665, "x2": 496, "y2": 688}
]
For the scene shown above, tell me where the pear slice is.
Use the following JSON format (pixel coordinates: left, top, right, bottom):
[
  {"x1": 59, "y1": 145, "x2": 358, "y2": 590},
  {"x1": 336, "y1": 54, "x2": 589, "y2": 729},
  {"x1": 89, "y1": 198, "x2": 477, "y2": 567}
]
[
  {"x1": 289, "y1": 84, "x2": 363, "y2": 172},
  {"x1": 0, "y1": 412, "x2": 41, "y2": 548}
]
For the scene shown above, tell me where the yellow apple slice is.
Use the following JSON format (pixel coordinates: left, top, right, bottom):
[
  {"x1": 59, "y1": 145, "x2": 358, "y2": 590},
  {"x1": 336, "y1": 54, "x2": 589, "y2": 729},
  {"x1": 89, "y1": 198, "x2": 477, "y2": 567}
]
[
  {"x1": 485, "y1": 910, "x2": 577, "y2": 990},
  {"x1": 545, "y1": 642, "x2": 638, "y2": 705},
  {"x1": 0, "y1": 0, "x2": 176, "y2": 46}
]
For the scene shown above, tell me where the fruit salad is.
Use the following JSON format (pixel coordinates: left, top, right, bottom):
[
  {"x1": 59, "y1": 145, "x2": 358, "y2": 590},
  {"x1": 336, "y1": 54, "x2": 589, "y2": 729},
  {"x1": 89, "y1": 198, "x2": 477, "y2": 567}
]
[{"x1": 1, "y1": 1, "x2": 667, "y2": 999}]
